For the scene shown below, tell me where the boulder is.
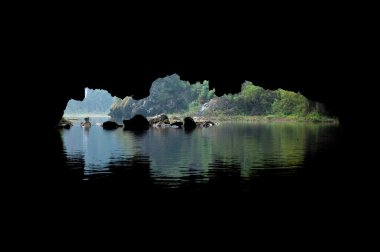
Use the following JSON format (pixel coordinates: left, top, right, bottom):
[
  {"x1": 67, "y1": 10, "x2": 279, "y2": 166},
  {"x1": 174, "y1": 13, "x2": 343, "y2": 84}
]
[
  {"x1": 123, "y1": 114, "x2": 149, "y2": 130},
  {"x1": 56, "y1": 117, "x2": 73, "y2": 129},
  {"x1": 102, "y1": 121, "x2": 121, "y2": 130},
  {"x1": 201, "y1": 121, "x2": 215, "y2": 127},
  {"x1": 170, "y1": 121, "x2": 183, "y2": 128},
  {"x1": 184, "y1": 117, "x2": 196, "y2": 130}
]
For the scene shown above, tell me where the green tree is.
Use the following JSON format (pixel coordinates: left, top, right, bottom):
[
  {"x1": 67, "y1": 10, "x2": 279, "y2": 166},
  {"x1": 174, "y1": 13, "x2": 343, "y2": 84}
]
[{"x1": 272, "y1": 89, "x2": 308, "y2": 115}]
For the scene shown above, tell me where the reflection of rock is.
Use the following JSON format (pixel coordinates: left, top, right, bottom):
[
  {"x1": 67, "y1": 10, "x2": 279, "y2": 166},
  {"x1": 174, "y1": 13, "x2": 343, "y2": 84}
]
[
  {"x1": 123, "y1": 114, "x2": 149, "y2": 130},
  {"x1": 184, "y1": 117, "x2": 196, "y2": 130},
  {"x1": 102, "y1": 121, "x2": 121, "y2": 130}
]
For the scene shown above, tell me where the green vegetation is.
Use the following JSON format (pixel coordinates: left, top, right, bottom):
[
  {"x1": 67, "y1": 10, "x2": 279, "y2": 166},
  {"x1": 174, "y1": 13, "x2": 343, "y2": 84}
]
[
  {"x1": 108, "y1": 74, "x2": 336, "y2": 122},
  {"x1": 109, "y1": 74, "x2": 215, "y2": 118}
]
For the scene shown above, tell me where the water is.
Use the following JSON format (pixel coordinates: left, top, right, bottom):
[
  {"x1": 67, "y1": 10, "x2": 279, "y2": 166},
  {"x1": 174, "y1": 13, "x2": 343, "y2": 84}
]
[{"x1": 57, "y1": 117, "x2": 340, "y2": 193}]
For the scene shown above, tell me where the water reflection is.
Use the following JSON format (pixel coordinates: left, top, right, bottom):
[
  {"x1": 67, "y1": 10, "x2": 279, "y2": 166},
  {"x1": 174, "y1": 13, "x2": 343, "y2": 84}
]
[{"x1": 59, "y1": 119, "x2": 339, "y2": 192}]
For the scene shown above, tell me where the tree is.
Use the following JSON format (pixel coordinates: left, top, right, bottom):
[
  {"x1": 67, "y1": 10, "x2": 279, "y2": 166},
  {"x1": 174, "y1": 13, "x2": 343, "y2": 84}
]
[{"x1": 272, "y1": 89, "x2": 308, "y2": 115}]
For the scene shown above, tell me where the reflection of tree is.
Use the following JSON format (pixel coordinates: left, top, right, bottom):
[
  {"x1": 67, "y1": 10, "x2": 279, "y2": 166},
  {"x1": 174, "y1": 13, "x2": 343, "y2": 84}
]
[
  {"x1": 207, "y1": 123, "x2": 309, "y2": 178},
  {"x1": 206, "y1": 159, "x2": 242, "y2": 192},
  {"x1": 105, "y1": 153, "x2": 155, "y2": 192},
  {"x1": 64, "y1": 152, "x2": 85, "y2": 183},
  {"x1": 115, "y1": 124, "x2": 334, "y2": 190},
  {"x1": 60, "y1": 122, "x2": 339, "y2": 192},
  {"x1": 138, "y1": 129, "x2": 214, "y2": 179},
  {"x1": 46, "y1": 130, "x2": 85, "y2": 186}
]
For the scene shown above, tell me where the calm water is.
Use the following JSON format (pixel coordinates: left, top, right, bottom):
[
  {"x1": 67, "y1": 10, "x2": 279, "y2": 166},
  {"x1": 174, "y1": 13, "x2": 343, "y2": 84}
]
[{"x1": 58, "y1": 117, "x2": 340, "y2": 192}]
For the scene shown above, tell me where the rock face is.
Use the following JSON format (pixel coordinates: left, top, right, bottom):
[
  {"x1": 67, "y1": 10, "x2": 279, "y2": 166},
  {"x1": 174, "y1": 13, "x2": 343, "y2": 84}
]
[
  {"x1": 123, "y1": 115, "x2": 149, "y2": 130},
  {"x1": 184, "y1": 117, "x2": 196, "y2": 130},
  {"x1": 102, "y1": 121, "x2": 120, "y2": 130},
  {"x1": 109, "y1": 74, "x2": 200, "y2": 118}
]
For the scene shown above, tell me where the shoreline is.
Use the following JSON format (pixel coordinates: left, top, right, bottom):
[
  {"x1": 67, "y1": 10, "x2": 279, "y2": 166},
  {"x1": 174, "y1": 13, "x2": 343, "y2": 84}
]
[
  {"x1": 64, "y1": 114, "x2": 110, "y2": 119},
  {"x1": 169, "y1": 114, "x2": 339, "y2": 124},
  {"x1": 64, "y1": 114, "x2": 339, "y2": 124}
]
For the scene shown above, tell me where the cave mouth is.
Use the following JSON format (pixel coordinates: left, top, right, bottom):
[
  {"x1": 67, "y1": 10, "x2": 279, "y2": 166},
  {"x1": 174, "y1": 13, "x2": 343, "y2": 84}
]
[
  {"x1": 55, "y1": 74, "x2": 340, "y2": 192},
  {"x1": 63, "y1": 74, "x2": 337, "y2": 125},
  {"x1": 57, "y1": 75, "x2": 338, "y2": 192}
]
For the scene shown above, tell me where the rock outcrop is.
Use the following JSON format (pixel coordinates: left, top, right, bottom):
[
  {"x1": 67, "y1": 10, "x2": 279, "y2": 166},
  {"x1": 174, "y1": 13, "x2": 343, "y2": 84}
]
[
  {"x1": 109, "y1": 74, "x2": 201, "y2": 118},
  {"x1": 123, "y1": 115, "x2": 150, "y2": 130},
  {"x1": 184, "y1": 117, "x2": 196, "y2": 130},
  {"x1": 102, "y1": 121, "x2": 121, "y2": 130}
]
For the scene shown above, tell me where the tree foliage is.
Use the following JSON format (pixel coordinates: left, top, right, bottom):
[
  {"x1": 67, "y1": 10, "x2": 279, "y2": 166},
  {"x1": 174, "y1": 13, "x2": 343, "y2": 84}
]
[
  {"x1": 109, "y1": 75, "x2": 215, "y2": 118},
  {"x1": 200, "y1": 82, "x2": 326, "y2": 118}
]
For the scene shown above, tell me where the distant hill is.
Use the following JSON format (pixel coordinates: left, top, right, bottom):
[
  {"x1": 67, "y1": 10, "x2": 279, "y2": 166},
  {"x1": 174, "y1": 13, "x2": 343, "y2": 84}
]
[{"x1": 64, "y1": 88, "x2": 116, "y2": 115}]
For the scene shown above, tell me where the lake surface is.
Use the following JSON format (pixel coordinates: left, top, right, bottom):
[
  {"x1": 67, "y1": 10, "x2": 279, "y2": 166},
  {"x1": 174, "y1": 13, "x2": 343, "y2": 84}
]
[{"x1": 57, "y1": 117, "x2": 341, "y2": 193}]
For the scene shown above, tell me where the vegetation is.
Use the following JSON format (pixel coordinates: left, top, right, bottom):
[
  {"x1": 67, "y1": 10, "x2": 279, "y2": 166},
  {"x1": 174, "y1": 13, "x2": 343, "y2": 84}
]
[
  {"x1": 106, "y1": 74, "x2": 336, "y2": 122},
  {"x1": 109, "y1": 74, "x2": 215, "y2": 118}
]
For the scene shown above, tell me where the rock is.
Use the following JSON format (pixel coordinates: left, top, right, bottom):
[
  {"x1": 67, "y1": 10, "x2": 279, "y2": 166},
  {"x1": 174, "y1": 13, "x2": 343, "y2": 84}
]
[
  {"x1": 170, "y1": 121, "x2": 183, "y2": 128},
  {"x1": 81, "y1": 121, "x2": 92, "y2": 128},
  {"x1": 123, "y1": 114, "x2": 149, "y2": 130},
  {"x1": 192, "y1": 117, "x2": 216, "y2": 127},
  {"x1": 102, "y1": 121, "x2": 121, "y2": 130},
  {"x1": 108, "y1": 74, "x2": 198, "y2": 119},
  {"x1": 56, "y1": 117, "x2": 73, "y2": 129},
  {"x1": 56, "y1": 124, "x2": 71, "y2": 129},
  {"x1": 184, "y1": 117, "x2": 196, "y2": 130},
  {"x1": 148, "y1": 114, "x2": 170, "y2": 126},
  {"x1": 201, "y1": 121, "x2": 215, "y2": 127},
  {"x1": 153, "y1": 122, "x2": 171, "y2": 128}
]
